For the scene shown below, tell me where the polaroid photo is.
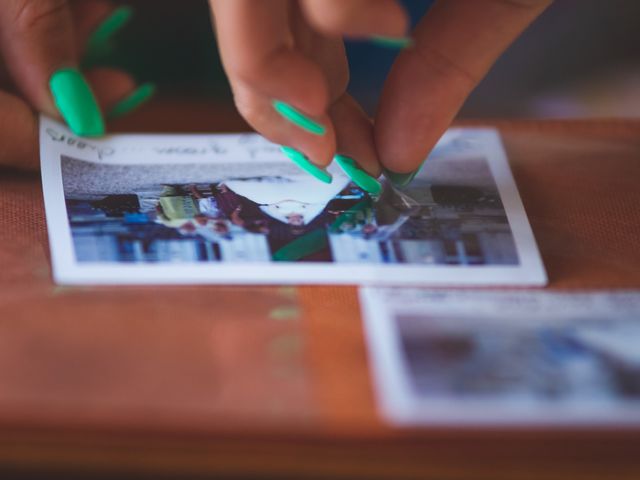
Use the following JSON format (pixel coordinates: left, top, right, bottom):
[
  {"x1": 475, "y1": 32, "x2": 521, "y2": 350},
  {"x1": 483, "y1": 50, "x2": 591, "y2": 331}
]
[
  {"x1": 40, "y1": 116, "x2": 546, "y2": 285},
  {"x1": 360, "y1": 288, "x2": 640, "y2": 427}
]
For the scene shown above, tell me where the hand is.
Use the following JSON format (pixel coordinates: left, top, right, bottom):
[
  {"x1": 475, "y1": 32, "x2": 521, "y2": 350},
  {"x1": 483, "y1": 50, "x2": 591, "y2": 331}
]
[
  {"x1": 0, "y1": 0, "x2": 148, "y2": 170},
  {"x1": 209, "y1": 0, "x2": 404, "y2": 182},
  {"x1": 209, "y1": 0, "x2": 551, "y2": 188},
  {"x1": 375, "y1": 0, "x2": 552, "y2": 184}
]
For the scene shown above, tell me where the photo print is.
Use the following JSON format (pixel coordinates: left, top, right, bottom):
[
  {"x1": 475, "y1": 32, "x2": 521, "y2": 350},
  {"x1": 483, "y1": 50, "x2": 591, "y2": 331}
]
[
  {"x1": 40, "y1": 117, "x2": 546, "y2": 285},
  {"x1": 361, "y1": 288, "x2": 640, "y2": 426}
]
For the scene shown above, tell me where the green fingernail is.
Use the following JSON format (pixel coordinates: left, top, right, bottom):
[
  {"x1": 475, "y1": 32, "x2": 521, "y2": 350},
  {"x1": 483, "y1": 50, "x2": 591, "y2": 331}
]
[
  {"x1": 383, "y1": 166, "x2": 421, "y2": 189},
  {"x1": 86, "y1": 6, "x2": 134, "y2": 57},
  {"x1": 383, "y1": 169, "x2": 414, "y2": 188},
  {"x1": 272, "y1": 100, "x2": 326, "y2": 135},
  {"x1": 280, "y1": 146, "x2": 332, "y2": 184},
  {"x1": 50, "y1": 68, "x2": 105, "y2": 137},
  {"x1": 334, "y1": 155, "x2": 382, "y2": 195},
  {"x1": 371, "y1": 36, "x2": 413, "y2": 49},
  {"x1": 108, "y1": 83, "x2": 156, "y2": 119}
]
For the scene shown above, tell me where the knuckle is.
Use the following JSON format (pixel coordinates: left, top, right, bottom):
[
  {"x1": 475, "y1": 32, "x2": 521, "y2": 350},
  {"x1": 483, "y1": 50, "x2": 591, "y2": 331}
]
[{"x1": 11, "y1": 0, "x2": 68, "y2": 31}]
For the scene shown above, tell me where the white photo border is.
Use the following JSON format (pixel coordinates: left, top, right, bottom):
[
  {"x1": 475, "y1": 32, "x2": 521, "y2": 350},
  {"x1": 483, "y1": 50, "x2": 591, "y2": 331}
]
[
  {"x1": 40, "y1": 116, "x2": 547, "y2": 286},
  {"x1": 360, "y1": 287, "x2": 640, "y2": 427}
]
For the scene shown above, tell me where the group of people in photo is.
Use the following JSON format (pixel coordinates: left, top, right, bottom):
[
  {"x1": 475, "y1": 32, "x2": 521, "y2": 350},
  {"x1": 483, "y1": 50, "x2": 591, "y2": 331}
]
[
  {"x1": 66, "y1": 169, "x2": 516, "y2": 265},
  {"x1": 149, "y1": 176, "x2": 374, "y2": 260}
]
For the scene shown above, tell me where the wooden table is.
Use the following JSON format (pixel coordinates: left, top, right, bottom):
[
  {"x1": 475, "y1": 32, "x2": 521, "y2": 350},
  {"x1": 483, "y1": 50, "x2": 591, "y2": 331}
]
[{"x1": 0, "y1": 101, "x2": 639, "y2": 479}]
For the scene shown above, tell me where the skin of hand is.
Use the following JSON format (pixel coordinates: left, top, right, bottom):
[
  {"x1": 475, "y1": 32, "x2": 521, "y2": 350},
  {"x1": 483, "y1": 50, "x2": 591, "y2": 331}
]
[
  {"x1": 209, "y1": 0, "x2": 553, "y2": 182},
  {"x1": 0, "y1": 0, "x2": 140, "y2": 170}
]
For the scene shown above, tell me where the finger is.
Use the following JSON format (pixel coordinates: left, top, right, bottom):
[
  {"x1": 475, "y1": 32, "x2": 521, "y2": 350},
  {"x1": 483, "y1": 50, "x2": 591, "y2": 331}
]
[
  {"x1": 297, "y1": 19, "x2": 382, "y2": 187},
  {"x1": 210, "y1": 0, "x2": 330, "y2": 116},
  {"x1": 88, "y1": 68, "x2": 156, "y2": 121},
  {"x1": 289, "y1": 11, "x2": 349, "y2": 104},
  {"x1": 0, "y1": 74, "x2": 133, "y2": 172},
  {"x1": 0, "y1": 0, "x2": 76, "y2": 115},
  {"x1": 210, "y1": 0, "x2": 337, "y2": 173},
  {"x1": 0, "y1": 0, "x2": 105, "y2": 136},
  {"x1": 0, "y1": 0, "x2": 117, "y2": 87},
  {"x1": 300, "y1": 0, "x2": 408, "y2": 38},
  {"x1": 233, "y1": 80, "x2": 337, "y2": 168},
  {"x1": 71, "y1": 0, "x2": 118, "y2": 50},
  {"x1": 0, "y1": 91, "x2": 38, "y2": 170},
  {"x1": 330, "y1": 94, "x2": 380, "y2": 177},
  {"x1": 375, "y1": 0, "x2": 552, "y2": 174},
  {"x1": 73, "y1": 3, "x2": 153, "y2": 121},
  {"x1": 84, "y1": 67, "x2": 136, "y2": 111},
  {"x1": 0, "y1": 0, "x2": 115, "y2": 91}
]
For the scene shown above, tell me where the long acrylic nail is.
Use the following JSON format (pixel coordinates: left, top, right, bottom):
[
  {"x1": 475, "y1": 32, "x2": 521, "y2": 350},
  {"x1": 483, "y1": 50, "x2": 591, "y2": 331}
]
[
  {"x1": 383, "y1": 164, "x2": 423, "y2": 189},
  {"x1": 272, "y1": 100, "x2": 326, "y2": 135},
  {"x1": 108, "y1": 83, "x2": 156, "y2": 119},
  {"x1": 86, "y1": 6, "x2": 134, "y2": 59},
  {"x1": 371, "y1": 35, "x2": 413, "y2": 49},
  {"x1": 280, "y1": 146, "x2": 332, "y2": 184},
  {"x1": 50, "y1": 68, "x2": 105, "y2": 137},
  {"x1": 334, "y1": 155, "x2": 382, "y2": 195}
]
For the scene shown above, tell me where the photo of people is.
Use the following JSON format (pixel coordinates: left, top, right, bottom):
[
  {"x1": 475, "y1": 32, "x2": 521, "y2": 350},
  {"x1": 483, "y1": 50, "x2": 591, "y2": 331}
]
[
  {"x1": 398, "y1": 313, "x2": 640, "y2": 403},
  {"x1": 42, "y1": 121, "x2": 544, "y2": 285},
  {"x1": 361, "y1": 289, "x2": 640, "y2": 425},
  {"x1": 62, "y1": 154, "x2": 520, "y2": 266}
]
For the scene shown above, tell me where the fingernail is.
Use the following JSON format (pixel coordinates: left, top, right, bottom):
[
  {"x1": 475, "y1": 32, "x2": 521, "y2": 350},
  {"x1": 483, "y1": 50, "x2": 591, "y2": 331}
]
[
  {"x1": 108, "y1": 83, "x2": 156, "y2": 119},
  {"x1": 280, "y1": 146, "x2": 332, "y2": 184},
  {"x1": 383, "y1": 165, "x2": 422, "y2": 189},
  {"x1": 370, "y1": 36, "x2": 413, "y2": 49},
  {"x1": 49, "y1": 68, "x2": 105, "y2": 137},
  {"x1": 272, "y1": 100, "x2": 326, "y2": 135},
  {"x1": 86, "y1": 6, "x2": 134, "y2": 58},
  {"x1": 334, "y1": 155, "x2": 382, "y2": 195}
]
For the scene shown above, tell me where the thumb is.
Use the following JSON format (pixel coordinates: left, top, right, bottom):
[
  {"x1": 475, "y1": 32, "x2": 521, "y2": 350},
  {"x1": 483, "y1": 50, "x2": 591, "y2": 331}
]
[{"x1": 0, "y1": 0, "x2": 105, "y2": 136}]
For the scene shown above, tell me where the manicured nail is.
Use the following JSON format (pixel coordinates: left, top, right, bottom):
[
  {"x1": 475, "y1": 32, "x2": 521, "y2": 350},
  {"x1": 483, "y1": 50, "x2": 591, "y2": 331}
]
[
  {"x1": 383, "y1": 165, "x2": 422, "y2": 189},
  {"x1": 280, "y1": 146, "x2": 332, "y2": 184},
  {"x1": 272, "y1": 100, "x2": 326, "y2": 135},
  {"x1": 108, "y1": 83, "x2": 156, "y2": 119},
  {"x1": 49, "y1": 68, "x2": 105, "y2": 137},
  {"x1": 86, "y1": 6, "x2": 134, "y2": 58},
  {"x1": 371, "y1": 35, "x2": 413, "y2": 49},
  {"x1": 334, "y1": 155, "x2": 382, "y2": 195}
]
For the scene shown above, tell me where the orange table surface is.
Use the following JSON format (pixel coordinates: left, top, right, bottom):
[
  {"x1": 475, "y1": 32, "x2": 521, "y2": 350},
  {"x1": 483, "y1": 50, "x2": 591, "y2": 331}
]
[{"x1": 0, "y1": 101, "x2": 639, "y2": 479}]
